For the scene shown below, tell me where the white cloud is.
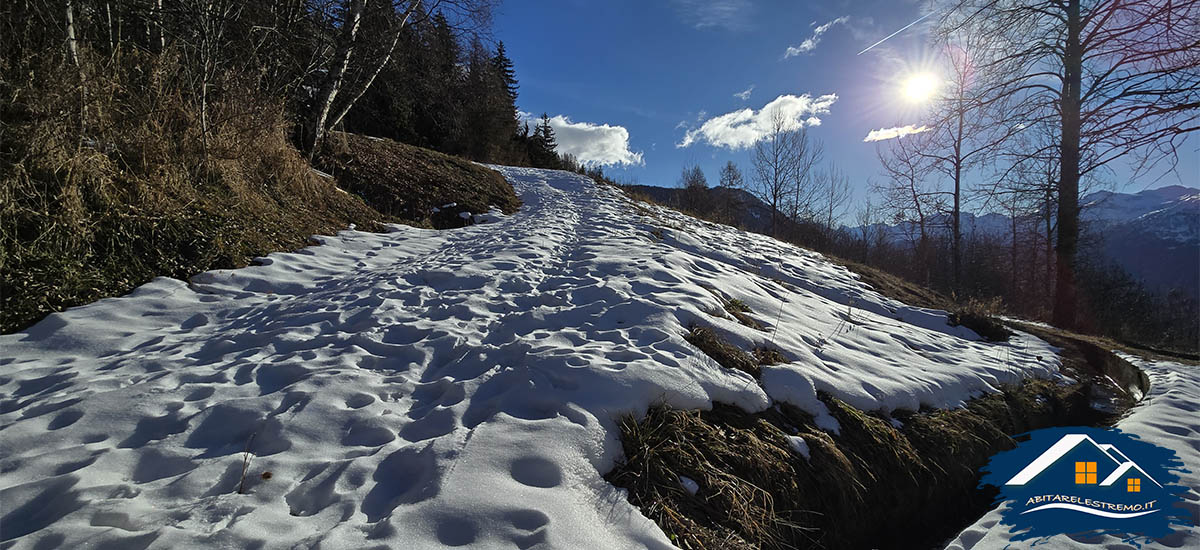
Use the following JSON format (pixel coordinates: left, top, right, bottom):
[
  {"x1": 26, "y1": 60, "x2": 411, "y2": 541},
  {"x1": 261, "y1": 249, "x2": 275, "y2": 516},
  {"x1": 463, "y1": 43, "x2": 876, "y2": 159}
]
[
  {"x1": 677, "y1": 93, "x2": 838, "y2": 150},
  {"x1": 671, "y1": 0, "x2": 754, "y2": 31},
  {"x1": 734, "y1": 85, "x2": 755, "y2": 100},
  {"x1": 784, "y1": 16, "x2": 849, "y2": 57},
  {"x1": 545, "y1": 115, "x2": 644, "y2": 167},
  {"x1": 863, "y1": 124, "x2": 930, "y2": 142}
]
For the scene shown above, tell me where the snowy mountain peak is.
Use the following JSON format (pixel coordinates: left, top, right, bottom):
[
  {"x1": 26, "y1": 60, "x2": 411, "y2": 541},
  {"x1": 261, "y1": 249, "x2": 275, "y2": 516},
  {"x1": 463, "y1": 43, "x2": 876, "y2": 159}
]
[{"x1": 1081, "y1": 185, "x2": 1200, "y2": 226}]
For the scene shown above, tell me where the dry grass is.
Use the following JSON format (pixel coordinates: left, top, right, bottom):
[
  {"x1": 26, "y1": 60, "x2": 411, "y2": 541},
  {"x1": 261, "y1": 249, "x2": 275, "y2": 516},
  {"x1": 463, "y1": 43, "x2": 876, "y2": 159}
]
[
  {"x1": 317, "y1": 132, "x2": 520, "y2": 228},
  {"x1": 948, "y1": 297, "x2": 1013, "y2": 342},
  {"x1": 831, "y1": 257, "x2": 958, "y2": 313},
  {"x1": 609, "y1": 336, "x2": 1141, "y2": 549},
  {"x1": 1011, "y1": 319, "x2": 1200, "y2": 365},
  {"x1": 1, "y1": 51, "x2": 384, "y2": 333},
  {"x1": 610, "y1": 373, "x2": 1123, "y2": 549},
  {"x1": 700, "y1": 287, "x2": 766, "y2": 332},
  {"x1": 752, "y1": 348, "x2": 788, "y2": 366},
  {"x1": 722, "y1": 298, "x2": 766, "y2": 331},
  {"x1": 684, "y1": 324, "x2": 760, "y2": 379},
  {"x1": 608, "y1": 405, "x2": 816, "y2": 550}
]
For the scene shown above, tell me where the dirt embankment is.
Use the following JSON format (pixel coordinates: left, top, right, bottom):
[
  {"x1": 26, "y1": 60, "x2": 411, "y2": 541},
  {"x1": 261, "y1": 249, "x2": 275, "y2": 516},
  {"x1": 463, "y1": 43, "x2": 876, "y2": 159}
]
[{"x1": 317, "y1": 133, "x2": 520, "y2": 229}]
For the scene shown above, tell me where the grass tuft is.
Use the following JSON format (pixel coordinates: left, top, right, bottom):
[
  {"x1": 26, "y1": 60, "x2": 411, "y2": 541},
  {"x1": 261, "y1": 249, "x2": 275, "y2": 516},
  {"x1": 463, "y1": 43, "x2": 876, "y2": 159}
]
[
  {"x1": 700, "y1": 286, "x2": 766, "y2": 331},
  {"x1": 949, "y1": 297, "x2": 1012, "y2": 342},
  {"x1": 752, "y1": 348, "x2": 788, "y2": 366},
  {"x1": 684, "y1": 324, "x2": 760, "y2": 379}
]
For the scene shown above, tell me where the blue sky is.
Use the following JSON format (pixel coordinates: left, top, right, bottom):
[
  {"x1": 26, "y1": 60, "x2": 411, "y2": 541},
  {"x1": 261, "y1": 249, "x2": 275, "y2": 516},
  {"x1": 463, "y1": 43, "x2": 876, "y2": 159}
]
[{"x1": 495, "y1": 0, "x2": 1197, "y2": 215}]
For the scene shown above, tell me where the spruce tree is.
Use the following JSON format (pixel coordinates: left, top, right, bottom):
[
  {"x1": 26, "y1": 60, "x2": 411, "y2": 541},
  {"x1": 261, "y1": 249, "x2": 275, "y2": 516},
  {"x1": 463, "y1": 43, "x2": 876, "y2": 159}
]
[
  {"x1": 529, "y1": 113, "x2": 559, "y2": 168},
  {"x1": 492, "y1": 42, "x2": 519, "y2": 103},
  {"x1": 418, "y1": 13, "x2": 464, "y2": 153}
]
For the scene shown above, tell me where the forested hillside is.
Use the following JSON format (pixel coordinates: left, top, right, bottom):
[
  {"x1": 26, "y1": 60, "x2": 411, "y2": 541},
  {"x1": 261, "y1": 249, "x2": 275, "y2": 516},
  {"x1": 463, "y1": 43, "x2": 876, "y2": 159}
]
[{"x1": 0, "y1": 0, "x2": 572, "y2": 333}]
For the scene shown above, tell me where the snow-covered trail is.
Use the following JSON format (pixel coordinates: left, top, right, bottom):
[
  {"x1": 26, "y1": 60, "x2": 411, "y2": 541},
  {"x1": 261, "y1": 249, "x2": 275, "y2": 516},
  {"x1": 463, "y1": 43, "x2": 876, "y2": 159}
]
[
  {"x1": 944, "y1": 355, "x2": 1200, "y2": 549},
  {"x1": 2, "y1": 167, "x2": 1056, "y2": 549}
]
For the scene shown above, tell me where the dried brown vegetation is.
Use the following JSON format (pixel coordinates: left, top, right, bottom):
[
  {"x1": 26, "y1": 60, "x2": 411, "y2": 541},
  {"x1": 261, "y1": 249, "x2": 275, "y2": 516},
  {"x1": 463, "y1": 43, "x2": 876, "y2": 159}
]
[
  {"x1": 610, "y1": 366, "x2": 1133, "y2": 550},
  {"x1": 948, "y1": 297, "x2": 1013, "y2": 342},
  {"x1": 1, "y1": 51, "x2": 384, "y2": 333},
  {"x1": 316, "y1": 132, "x2": 520, "y2": 228},
  {"x1": 615, "y1": 301, "x2": 1146, "y2": 549},
  {"x1": 683, "y1": 324, "x2": 761, "y2": 379}
]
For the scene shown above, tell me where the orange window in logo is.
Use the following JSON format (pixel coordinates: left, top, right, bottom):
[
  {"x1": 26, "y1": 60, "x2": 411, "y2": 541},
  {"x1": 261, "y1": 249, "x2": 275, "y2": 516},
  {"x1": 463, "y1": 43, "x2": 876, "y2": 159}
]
[
  {"x1": 1128, "y1": 478, "x2": 1141, "y2": 492},
  {"x1": 1074, "y1": 462, "x2": 1097, "y2": 484}
]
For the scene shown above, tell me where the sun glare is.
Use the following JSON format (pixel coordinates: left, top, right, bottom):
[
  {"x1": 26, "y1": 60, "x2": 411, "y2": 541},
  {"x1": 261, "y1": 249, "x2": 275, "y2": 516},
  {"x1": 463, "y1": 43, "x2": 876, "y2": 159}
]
[{"x1": 902, "y1": 73, "x2": 939, "y2": 103}]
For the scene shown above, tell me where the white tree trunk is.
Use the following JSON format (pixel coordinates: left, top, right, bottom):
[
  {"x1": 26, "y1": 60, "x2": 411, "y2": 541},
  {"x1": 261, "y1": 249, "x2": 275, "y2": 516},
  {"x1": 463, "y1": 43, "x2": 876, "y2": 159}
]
[
  {"x1": 327, "y1": 0, "x2": 423, "y2": 132},
  {"x1": 306, "y1": 0, "x2": 366, "y2": 158}
]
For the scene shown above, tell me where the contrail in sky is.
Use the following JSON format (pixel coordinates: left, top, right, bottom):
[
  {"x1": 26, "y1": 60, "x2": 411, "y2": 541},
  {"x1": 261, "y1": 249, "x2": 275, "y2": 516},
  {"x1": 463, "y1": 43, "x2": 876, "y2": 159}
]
[{"x1": 857, "y1": 11, "x2": 937, "y2": 55}]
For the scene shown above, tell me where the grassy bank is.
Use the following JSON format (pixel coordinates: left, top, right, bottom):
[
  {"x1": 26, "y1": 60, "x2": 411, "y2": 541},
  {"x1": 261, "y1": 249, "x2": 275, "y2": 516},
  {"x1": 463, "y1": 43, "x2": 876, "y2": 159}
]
[
  {"x1": 0, "y1": 53, "x2": 390, "y2": 333},
  {"x1": 608, "y1": 333, "x2": 1143, "y2": 549},
  {"x1": 606, "y1": 270, "x2": 1145, "y2": 549},
  {"x1": 1, "y1": 55, "x2": 522, "y2": 334},
  {"x1": 317, "y1": 133, "x2": 520, "y2": 229}
]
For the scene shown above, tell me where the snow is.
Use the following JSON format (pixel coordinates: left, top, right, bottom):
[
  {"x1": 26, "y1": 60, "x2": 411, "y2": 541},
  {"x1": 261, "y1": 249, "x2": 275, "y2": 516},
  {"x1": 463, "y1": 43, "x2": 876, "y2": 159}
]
[
  {"x1": 786, "y1": 435, "x2": 811, "y2": 460},
  {"x1": 1, "y1": 166, "x2": 1061, "y2": 549},
  {"x1": 678, "y1": 476, "x2": 700, "y2": 495},
  {"x1": 943, "y1": 353, "x2": 1200, "y2": 549},
  {"x1": 1081, "y1": 185, "x2": 1199, "y2": 227}
]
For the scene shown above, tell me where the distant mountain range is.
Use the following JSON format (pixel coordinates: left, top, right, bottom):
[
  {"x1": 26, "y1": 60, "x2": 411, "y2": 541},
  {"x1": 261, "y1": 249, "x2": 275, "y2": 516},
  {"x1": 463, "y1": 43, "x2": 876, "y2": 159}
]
[
  {"x1": 1085, "y1": 186, "x2": 1198, "y2": 296},
  {"x1": 625, "y1": 183, "x2": 1198, "y2": 298},
  {"x1": 854, "y1": 185, "x2": 1200, "y2": 297}
]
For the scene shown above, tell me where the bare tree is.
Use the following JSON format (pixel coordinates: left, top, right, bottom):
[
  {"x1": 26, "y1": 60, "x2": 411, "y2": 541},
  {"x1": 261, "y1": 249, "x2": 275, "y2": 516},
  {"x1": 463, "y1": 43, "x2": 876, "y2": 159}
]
[
  {"x1": 751, "y1": 111, "x2": 797, "y2": 237},
  {"x1": 874, "y1": 130, "x2": 948, "y2": 282},
  {"x1": 177, "y1": 0, "x2": 241, "y2": 166},
  {"x1": 306, "y1": 0, "x2": 366, "y2": 158},
  {"x1": 853, "y1": 196, "x2": 887, "y2": 262},
  {"x1": 918, "y1": 29, "x2": 1028, "y2": 291},
  {"x1": 785, "y1": 126, "x2": 823, "y2": 223},
  {"x1": 749, "y1": 110, "x2": 822, "y2": 236},
  {"x1": 678, "y1": 164, "x2": 708, "y2": 212},
  {"x1": 305, "y1": 0, "x2": 495, "y2": 157},
  {"x1": 324, "y1": 0, "x2": 430, "y2": 132},
  {"x1": 719, "y1": 160, "x2": 744, "y2": 189},
  {"x1": 938, "y1": 0, "x2": 1200, "y2": 327},
  {"x1": 65, "y1": 0, "x2": 86, "y2": 140},
  {"x1": 816, "y1": 164, "x2": 852, "y2": 236}
]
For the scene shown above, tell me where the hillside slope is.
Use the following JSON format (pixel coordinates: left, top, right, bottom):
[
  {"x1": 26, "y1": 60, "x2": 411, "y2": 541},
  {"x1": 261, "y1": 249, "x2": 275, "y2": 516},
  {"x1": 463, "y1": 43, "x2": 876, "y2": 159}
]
[{"x1": 0, "y1": 167, "x2": 1171, "y2": 549}]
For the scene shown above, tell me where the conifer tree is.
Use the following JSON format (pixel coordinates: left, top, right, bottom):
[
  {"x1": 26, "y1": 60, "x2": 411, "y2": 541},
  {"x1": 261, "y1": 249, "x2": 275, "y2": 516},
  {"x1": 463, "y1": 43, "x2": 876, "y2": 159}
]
[
  {"x1": 527, "y1": 113, "x2": 559, "y2": 168},
  {"x1": 492, "y1": 41, "x2": 518, "y2": 103}
]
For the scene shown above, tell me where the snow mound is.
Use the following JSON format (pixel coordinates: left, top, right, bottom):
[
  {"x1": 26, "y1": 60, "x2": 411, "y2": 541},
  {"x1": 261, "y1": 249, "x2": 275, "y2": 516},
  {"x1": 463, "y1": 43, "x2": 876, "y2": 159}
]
[{"x1": 1, "y1": 167, "x2": 1058, "y2": 549}]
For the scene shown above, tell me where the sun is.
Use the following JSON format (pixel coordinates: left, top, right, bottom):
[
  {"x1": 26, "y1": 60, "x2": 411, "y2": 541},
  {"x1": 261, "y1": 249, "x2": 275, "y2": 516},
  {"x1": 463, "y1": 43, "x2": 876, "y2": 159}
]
[{"x1": 902, "y1": 72, "x2": 939, "y2": 103}]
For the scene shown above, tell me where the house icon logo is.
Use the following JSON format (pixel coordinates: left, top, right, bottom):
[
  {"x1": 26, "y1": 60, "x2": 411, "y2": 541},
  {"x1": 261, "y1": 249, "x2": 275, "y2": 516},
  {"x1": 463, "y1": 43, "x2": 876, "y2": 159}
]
[
  {"x1": 979, "y1": 427, "x2": 1192, "y2": 542},
  {"x1": 1005, "y1": 433, "x2": 1163, "y2": 517}
]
